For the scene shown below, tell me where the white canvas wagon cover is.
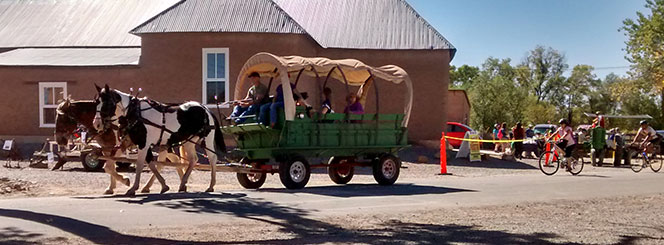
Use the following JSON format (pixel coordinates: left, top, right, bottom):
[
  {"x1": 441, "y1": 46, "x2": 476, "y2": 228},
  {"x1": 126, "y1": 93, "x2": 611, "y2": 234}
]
[{"x1": 235, "y1": 52, "x2": 413, "y2": 126}]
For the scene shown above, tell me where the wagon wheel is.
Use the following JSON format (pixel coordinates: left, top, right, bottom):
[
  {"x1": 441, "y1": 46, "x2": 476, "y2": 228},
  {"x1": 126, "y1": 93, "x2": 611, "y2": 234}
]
[
  {"x1": 81, "y1": 148, "x2": 105, "y2": 172},
  {"x1": 279, "y1": 156, "x2": 310, "y2": 189},
  {"x1": 237, "y1": 162, "x2": 267, "y2": 189},
  {"x1": 372, "y1": 154, "x2": 401, "y2": 185},
  {"x1": 328, "y1": 157, "x2": 355, "y2": 184}
]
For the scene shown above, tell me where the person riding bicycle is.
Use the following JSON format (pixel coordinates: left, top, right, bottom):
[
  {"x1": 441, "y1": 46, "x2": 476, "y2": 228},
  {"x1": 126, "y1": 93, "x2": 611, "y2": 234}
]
[
  {"x1": 547, "y1": 118, "x2": 576, "y2": 170},
  {"x1": 630, "y1": 120, "x2": 661, "y2": 154}
]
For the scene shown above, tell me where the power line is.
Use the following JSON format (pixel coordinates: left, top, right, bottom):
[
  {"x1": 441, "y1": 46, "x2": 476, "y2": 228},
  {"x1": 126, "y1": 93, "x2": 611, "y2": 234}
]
[{"x1": 593, "y1": 66, "x2": 630, "y2": 70}]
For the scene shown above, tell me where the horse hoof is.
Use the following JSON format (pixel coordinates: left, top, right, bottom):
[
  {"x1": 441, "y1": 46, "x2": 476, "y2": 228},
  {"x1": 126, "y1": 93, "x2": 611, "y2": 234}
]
[
  {"x1": 140, "y1": 188, "x2": 150, "y2": 194},
  {"x1": 125, "y1": 190, "x2": 136, "y2": 197},
  {"x1": 160, "y1": 186, "x2": 170, "y2": 194},
  {"x1": 122, "y1": 177, "x2": 130, "y2": 186},
  {"x1": 205, "y1": 187, "x2": 214, "y2": 193},
  {"x1": 178, "y1": 186, "x2": 187, "y2": 193},
  {"x1": 104, "y1": 189, "x2": 114, "y2": 195}
]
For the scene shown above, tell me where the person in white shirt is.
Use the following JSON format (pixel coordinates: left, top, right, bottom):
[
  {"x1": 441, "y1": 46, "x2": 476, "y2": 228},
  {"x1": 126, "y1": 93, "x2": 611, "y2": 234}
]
[
  {"x1": 548, "y1": 118, "x2": 576, "y2": 170},
  {"x1": 631, "y1": 120, "x2": 660, "y2": 153}
]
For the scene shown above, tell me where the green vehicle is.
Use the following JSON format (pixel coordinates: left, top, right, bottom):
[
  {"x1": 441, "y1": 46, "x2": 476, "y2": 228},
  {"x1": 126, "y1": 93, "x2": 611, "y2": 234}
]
[{"x1": 221, "y1": 53, "x2": 412, "y2": 189}]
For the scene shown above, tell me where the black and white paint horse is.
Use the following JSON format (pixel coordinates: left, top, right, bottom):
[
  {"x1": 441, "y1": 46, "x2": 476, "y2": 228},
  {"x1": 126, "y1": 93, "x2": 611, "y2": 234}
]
[{"x1": 93, "y1": 85, "x2": 225, "y2": 196}]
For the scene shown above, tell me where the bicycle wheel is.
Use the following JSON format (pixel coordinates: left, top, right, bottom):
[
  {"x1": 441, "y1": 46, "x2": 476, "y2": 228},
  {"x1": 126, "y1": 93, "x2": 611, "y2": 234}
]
[
  {"x1": 539, "y1": 150, "x2": 560, "y2": 175},
  {"x1": 650, "y1": 153, "x2": 662, "y2": 172},
  {"x1": 568, "y1": 157, "x2": 584, "y2": 175},
  {"x1": 631, "y1": 153, "x2": 645, "y2": 173}
]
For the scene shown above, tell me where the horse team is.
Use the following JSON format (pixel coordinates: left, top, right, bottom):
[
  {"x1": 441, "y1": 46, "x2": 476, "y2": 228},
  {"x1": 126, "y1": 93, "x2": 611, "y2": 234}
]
[{"x1": 55, "y1": 84, "x2": 224, "y2": 196}]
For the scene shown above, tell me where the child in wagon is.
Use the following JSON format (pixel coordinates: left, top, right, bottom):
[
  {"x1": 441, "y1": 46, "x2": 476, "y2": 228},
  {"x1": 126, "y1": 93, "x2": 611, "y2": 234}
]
[{"x1": 344, "y1": 93, "x2": 364, "y2": 114}]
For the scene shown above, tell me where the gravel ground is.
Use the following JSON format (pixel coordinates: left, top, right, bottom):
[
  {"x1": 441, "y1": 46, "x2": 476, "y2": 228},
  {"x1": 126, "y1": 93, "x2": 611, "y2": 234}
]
[{"x1": 21, "y1": 194, "x2": 664, "y2": 244}]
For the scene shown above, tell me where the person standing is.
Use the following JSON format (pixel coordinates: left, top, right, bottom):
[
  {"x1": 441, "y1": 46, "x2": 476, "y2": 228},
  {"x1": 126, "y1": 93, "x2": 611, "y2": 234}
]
[
  {"x1": 499, "y1": 122, "x2": 509, "y2": 153},
  {"x1": 512, "y1": 122, "x2": 525, "y2": 159},
  {"x1": 493, "y1": 123, "x2": 501, "y2": 152}
]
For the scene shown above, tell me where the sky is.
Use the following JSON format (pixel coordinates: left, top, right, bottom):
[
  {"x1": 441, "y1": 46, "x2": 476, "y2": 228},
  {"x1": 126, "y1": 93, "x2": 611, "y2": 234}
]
[{"x1": 409, "y1": 0, "x2": 648, "y2": 79}]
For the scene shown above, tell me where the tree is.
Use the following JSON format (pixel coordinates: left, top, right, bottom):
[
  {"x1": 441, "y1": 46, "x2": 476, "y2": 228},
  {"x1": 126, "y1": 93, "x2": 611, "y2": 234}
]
[
  {"x1": 449, "y1": 64, "x2": 480, "y2": 88},
  {"x1": 517, "y1": 46, "x2": 568, "y2": 103},
  {"x1": 468, "y1": 58, "x2": 528, "y2": 131},
  {"x1": 587, "y1": 73, "x2": 619, "y2": 115},
  {"x1": 621, "y1": 0, "x2": 664, "y2": 123},
  {"x1": 562, "y1": 65, "x2": 596, "y2": 123}
]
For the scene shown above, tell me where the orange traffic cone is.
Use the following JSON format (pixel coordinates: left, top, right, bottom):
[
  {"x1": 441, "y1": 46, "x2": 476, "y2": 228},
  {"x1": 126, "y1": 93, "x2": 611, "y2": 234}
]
[{"x1": 439, "y1": 132, "x2": 452, "y2": 175}]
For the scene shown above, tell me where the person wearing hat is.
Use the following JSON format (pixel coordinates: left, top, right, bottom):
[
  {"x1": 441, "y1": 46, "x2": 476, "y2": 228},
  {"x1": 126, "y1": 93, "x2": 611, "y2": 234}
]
[
  {"x1": 493, "y1": 123, "x2": 501, "y2": 152},
  {"x1": 525, "y1": 124, "x2": 535, "y2": 138},
  {"x1": 229, "y1": 72, "x2": 267, "y2": 124},
  {"x1": 592, "y1": 111, "x2": 605, "y2": 128},
  {"x1": 547, "y1": 118, "x2": 575, "y2": 170},
  {"x1": 631, "y1": 120, "x2": 661, "y2": 153}
]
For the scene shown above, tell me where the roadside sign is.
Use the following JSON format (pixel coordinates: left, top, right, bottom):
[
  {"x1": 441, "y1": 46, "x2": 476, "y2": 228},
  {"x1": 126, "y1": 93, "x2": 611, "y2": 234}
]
[
  {"x1": 2, "y1": 140, "x2": 13, "y2": 150},
  {"x1": 47, "y1": 152, "x2": 54, "y2": 163},
  {"x1": 469, "y1": 133, "x2": 481, "y2": 162}
]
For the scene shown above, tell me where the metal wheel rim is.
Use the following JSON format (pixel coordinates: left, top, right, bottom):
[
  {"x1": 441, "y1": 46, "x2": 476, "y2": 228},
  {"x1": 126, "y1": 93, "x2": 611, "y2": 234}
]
[
  {"x1": 85, "y1": 153, "x2": 100, "y2": 168},
  {"x1": 382, "y1": 159, "x2": 396, "y2": 178},
  {"x1": 247, "y1": 173, "x2": 263, "y2": 182},
  {"x1": 539, "y1": 151, "x2": 559, "y2": 175},
  {"x1": 631, "y1": 155, "x2": 645, "y2": 172},
  {"x1": 290, "y1": 161, "x2": 306, "y2": 183},
  {"x1": 650, "y1": 156, "x2": 662, "y2": 172},
  {"x1": 569, "y1": 158, "x2": 583, "y2": 174},
  {"x1": 336, "y1": 160, "x2": 351, "y2": 177}
]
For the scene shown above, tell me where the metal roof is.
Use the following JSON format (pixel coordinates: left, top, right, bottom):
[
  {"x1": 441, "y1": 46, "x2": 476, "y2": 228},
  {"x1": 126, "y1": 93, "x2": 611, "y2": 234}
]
[
  {"x1": 131, "y1": 0, "x2": 306, "y2": 34},
  {"x1": 273, "y1": 0, "x2": 455, "y2": 52},
  {"x1": 0, "y1": 0, "x2": 178, "y2": 48},
  {"x1": 0, "y1": 48, "x2": 141, "y2": 66}
]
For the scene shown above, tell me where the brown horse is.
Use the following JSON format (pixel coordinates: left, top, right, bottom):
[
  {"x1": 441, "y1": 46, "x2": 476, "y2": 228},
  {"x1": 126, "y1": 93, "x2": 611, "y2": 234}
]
[{"x1": 54, "y1": 98, "x2": 186, "y2": 194}]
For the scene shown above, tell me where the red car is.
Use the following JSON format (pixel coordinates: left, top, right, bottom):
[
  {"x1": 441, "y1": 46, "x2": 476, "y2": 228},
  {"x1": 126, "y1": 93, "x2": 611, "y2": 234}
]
[{"x1": 446, "y1": 122, "x2": 475, "y2": 148}]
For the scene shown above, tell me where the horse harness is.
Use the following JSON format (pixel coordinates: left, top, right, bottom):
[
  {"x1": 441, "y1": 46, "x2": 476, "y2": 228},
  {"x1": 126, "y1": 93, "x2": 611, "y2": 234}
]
[{"x1": 122, "y1": 97, "x2": 216, "y2": 153}]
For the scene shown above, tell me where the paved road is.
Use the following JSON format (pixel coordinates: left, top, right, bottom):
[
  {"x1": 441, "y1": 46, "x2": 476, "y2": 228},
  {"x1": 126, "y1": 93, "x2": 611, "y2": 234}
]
[{"x1": 1, "y1": 169, "x2": 662, "y2": 243}]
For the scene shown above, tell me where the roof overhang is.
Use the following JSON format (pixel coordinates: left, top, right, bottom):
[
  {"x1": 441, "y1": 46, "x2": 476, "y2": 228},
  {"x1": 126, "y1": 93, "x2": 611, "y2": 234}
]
[{"x1": 0, "y1": 48, "x2": 141, "y2": 67}]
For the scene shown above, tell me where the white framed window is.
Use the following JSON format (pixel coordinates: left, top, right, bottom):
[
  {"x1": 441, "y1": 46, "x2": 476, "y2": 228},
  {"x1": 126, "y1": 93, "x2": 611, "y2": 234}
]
[
  {"x1": 39, "y1": 82, "x2": 67, "y2": 128},
  {"x1": 202, "y1": 48, "x2": 229, "y2": 107}
]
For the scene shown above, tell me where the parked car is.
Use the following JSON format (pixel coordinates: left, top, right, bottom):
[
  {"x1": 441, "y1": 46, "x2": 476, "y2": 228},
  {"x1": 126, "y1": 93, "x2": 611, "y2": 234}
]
[
  {"x1": 446, "y1": 122, "x2": 475, "y2": 148},
  {"x1": 533, "y1": 124, "x2": 556, "y2": 135}
]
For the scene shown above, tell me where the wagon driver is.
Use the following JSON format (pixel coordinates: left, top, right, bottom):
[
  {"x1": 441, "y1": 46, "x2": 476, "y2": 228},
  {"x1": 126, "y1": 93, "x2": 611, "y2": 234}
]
[{"x1": 230, "y1": 72, "x2": 267, "y2": 124}]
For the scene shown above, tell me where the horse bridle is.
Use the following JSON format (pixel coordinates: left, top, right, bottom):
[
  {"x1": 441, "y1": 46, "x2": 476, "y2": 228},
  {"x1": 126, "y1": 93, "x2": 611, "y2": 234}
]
[{"x1": 96, "y1": 90, "x2": 127, "y2": 131}]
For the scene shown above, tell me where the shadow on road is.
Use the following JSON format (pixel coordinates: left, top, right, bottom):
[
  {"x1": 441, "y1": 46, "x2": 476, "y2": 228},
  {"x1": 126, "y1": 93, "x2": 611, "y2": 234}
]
[
  {"x1": 258, "y1": 183, "x2": 474, "y2": 198},
  {"x1": 71, "y1": 192, "x2": 247, "y2": 204},
  {"x1": 1, "y1": 198, "x2": 658, "y2": 244}
]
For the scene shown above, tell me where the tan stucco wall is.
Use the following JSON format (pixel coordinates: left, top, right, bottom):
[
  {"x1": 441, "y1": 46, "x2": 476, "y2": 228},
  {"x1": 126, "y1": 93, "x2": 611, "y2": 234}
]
[
  {"x1": 0, "y1": 32, "x2": 451, "y2": 141},
  {"x1": 446, "y1": 90, "x2": 470, "y2": 125}
]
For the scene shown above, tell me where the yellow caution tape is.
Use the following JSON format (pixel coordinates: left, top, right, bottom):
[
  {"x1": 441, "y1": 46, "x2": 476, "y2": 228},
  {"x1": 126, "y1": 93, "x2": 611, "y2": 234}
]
[{"x1": 444, "y1": 135, "x2": 527, "y2": 143}]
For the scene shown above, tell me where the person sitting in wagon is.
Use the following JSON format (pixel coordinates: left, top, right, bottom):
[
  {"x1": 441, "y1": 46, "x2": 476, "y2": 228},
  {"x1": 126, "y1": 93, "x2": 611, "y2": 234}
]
[
  {"x1": 343, "y1": 93, "x2": 364, "y2": 114},
  {"x1": 229, "y1": 72, "x2": 267, "y2": 124},
  {"x1": 259, "y1": 82, "x2": 308, "y2": 128},
  {"x1": 321, "y1": 87, "x2": 334, "y2": 114}
]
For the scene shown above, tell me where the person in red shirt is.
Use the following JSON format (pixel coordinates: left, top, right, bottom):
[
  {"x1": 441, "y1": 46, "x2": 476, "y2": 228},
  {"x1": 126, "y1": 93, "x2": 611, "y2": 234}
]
[{"x1": 512, "y1": 122, "x2": 525, "y2": 159}]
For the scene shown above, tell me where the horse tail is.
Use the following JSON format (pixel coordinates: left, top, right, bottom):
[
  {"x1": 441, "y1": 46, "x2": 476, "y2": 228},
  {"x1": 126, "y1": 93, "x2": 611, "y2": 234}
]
[{"x1": 209, "y1": 111, "x2": 226, "y2": 155}]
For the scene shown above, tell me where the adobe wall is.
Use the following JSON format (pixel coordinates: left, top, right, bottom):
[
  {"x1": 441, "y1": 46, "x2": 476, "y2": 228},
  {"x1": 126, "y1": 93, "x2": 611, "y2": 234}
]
[
  {"x1": 446, "y1": 90, "x2": 470, "y2": 125},
  {"x1": 0, "y1": 66, "x2": 140, "y2": 138}
]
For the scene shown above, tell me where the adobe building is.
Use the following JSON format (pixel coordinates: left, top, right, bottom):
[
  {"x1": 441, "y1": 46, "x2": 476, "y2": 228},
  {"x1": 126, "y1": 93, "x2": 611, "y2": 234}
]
[
  {"x1": 0, "y1": 0, "x2": 457, "y2": 151},
  {"x1": 447, "y1": 89, "x2": 471, "y2": 125}
]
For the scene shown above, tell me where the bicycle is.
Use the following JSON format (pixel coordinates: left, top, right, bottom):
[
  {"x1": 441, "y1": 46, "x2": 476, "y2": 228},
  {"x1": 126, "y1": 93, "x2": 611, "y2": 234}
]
[
  {"x1": 629, "y1": 143, "x2": 662, "y2": 173},
  {"x1": 538, "y1": 140, "x2": 584, "y2": 176}
]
